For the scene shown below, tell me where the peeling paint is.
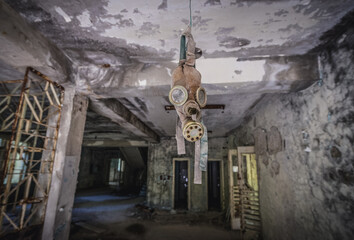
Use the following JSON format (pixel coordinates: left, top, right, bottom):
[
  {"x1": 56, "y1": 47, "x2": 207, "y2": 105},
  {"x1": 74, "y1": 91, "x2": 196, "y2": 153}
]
[
  {"x1": 138, "y1": 79, "x2": 147, "y2": 87},
  {"x1": 1, "y1": 0, "x2": 353, "y2": 142},
  {"x1": 137, "y1": 22, "x2": 160, "y2": 37},
  {"x1": 274, "y1": 9, "x2": 289, "y2": 17},
  {"x1": 77, "y1": 10, "x2": 92, "y2": 28},
  {"x1": 197, "y1": 58, "x2": 265, "y2": 84},
  {"x1": 218, "y1": 36, "x2": 251, "y2": 48},
  {"x1": 158, "y1": 0, "x2": 168, "y2": 10},
  {"x1": 54, "y1": 6, "x2": 71, "y2": 22},
  {"x1": 204, "y1": 0, "x2": 221, "y2": 6}
]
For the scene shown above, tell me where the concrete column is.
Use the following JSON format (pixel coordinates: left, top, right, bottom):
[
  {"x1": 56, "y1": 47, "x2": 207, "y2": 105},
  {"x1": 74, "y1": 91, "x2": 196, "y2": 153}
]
[
  {"x1": 53, "y1": 94, "x2": 88, "y2": 240},
  {"x1": 41, "y1": 88, "x2": 88, "y2": 240}
]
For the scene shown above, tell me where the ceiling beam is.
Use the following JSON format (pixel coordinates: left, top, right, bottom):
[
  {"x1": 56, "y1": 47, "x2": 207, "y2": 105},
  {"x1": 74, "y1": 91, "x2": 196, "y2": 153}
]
[
  {"x1": 82, "y1": 139, "x2": 148, "y2": 147},
  {"x1": 90, "y1": 98, "x2": 160, "y2": 143},
  {"x1": 76, "y1": 55, "x2": 318, "y2": 98}
]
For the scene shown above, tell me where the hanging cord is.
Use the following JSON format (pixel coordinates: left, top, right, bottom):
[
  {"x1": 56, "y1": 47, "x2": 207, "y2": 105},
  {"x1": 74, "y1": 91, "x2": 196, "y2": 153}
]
[
  {"x1": 179, "y1": 0, "x2": 193, "y2": 61},
  {"x1": 189, "y1": 0, "x2": 192, "y2": 28}
]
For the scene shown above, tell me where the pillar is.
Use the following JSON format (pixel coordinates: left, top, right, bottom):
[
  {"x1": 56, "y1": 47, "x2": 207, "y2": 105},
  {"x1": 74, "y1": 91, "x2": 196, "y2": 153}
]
[{"x1": 41, "y1": 88, "x2": 88, "y2": 240}]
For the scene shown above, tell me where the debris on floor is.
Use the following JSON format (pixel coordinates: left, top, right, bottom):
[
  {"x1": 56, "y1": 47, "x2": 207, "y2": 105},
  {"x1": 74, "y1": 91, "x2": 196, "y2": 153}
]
[
  {"x1": 130, "y1": 204, "x2": 155, "y2": 219},
  {"x1": 69, "y1": 189, "x2": 241, "y2": 240}
]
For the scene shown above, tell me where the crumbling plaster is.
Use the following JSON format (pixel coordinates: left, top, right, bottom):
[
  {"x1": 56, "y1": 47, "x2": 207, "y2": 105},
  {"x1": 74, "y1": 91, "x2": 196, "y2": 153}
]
[
  {"x1": 147, "y1": 137, "x2": 229, "y2": 211},
  {"x1": 1, "y1": 0, "x2": 353, "y2": 140},
  {"x1": 229, "y1": 22, "x2": 354, "y2": 240},
  {"x1": 0, "y1": 1, "x2": 72, "y2": 81},
  {"x1": 7, "y1": 0, "x2": 354, "y2": 60}
]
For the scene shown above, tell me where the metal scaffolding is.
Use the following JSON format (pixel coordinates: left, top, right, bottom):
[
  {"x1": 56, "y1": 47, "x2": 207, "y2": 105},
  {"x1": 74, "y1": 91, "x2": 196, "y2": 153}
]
[{"x1": 0, "y1": 67, "x2": 64, "y2": 235}]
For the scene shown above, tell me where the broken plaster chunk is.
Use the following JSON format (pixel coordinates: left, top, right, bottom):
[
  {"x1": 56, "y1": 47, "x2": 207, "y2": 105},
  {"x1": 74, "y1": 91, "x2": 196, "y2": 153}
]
[
  {"x1": 267, "y1": 126, "x2": 282, "y2": 154},
  {"x1": 304, "y1": 146, "x2": 311, "y2": 152},
  {"x1": 271, "y1": 160, "x2": 280, "y2": 176},
  {"x1": 253, "y1": 128, "x2": 267, "y2": 155}
]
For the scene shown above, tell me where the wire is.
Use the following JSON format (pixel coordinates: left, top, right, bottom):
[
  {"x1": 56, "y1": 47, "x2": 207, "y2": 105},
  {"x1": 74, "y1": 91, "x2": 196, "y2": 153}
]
[{"x1": 189, "y1": 0, "x2": 192, "y2": 27}]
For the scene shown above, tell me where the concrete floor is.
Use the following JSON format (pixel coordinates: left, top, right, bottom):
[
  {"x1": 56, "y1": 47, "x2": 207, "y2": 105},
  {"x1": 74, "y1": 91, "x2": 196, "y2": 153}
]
[{"x1": 69, "y1": 188, "x2": 241, "y2": 240}]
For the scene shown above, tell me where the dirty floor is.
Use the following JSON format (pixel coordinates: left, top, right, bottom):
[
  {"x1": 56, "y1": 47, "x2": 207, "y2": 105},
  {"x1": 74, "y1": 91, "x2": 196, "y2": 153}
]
[{"x1": 69, "y1": 188, "x2": 242, "y2": 240}]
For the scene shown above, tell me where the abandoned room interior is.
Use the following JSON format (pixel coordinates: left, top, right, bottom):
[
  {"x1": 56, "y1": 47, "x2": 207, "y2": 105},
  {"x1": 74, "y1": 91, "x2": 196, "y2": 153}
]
[{"x1": 0, "y1": 0, "x2": 354, "y2": 239}]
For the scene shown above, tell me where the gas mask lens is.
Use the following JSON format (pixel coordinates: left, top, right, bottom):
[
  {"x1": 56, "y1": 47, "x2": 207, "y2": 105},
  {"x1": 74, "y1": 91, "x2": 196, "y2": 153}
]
[
  {"x1": 196, "y1": 87, "x2": 207, "y2": 107},
  {"x1": 169, "y1": 85, "x2": 188, "y2": 106}
]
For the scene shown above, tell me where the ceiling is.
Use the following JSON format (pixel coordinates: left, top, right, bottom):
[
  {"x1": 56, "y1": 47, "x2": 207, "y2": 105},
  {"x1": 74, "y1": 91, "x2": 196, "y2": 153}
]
[{"x1": 1, "y1": 0, "x2": 354, "y2": 142}]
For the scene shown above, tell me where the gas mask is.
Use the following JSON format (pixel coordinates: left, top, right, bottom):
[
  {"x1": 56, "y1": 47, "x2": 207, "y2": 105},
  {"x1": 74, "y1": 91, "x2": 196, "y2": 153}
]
[{"x1": 169, "y1": 27, "x2": 207, "y2": 142}]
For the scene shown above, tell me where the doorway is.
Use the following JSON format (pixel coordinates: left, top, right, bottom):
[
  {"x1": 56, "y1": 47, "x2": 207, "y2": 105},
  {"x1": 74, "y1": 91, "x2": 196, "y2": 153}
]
[
  {"x1": 109, "y1": 158, "x2": 125, "y2": 187},
  {"x1": 228, "y1": 147, "x2": 261, "y2": 237},
  {"x1": 207, "y1": 161, "x2": 221, "y2": 210},
  {"x1": 172, "y1": 158, "x2": 190, "y2": 210}
]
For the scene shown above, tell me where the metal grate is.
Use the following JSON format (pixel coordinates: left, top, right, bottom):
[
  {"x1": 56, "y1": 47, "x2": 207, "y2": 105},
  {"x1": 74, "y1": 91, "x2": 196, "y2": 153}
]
[
  {"x1": 0, "y1": 67, "x2": 64, "y2": 235},
  {"x1": 0, "y1": 80, "x2": 24, "y2": 132}
]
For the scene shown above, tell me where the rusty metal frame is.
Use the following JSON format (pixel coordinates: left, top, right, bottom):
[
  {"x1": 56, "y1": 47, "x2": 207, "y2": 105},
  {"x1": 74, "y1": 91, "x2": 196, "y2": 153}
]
[{"x1": 0, "y1": 67, "x2": 64, "y2": 235}]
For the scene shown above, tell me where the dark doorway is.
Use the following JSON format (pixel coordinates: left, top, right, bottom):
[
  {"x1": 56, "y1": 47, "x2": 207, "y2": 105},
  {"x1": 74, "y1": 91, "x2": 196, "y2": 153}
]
[
  {"x1": 174, "y1": 160, "x2": 188, "y2": 209},
  {"x1": 208, "y1": 161, "x2": 221, "y2": 210}
]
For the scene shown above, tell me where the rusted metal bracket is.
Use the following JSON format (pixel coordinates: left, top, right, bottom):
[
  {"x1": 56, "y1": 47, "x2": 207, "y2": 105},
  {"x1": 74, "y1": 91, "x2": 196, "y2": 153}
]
[{"x1": 164, "y1": 104, "x2": 225, "y2": 111}]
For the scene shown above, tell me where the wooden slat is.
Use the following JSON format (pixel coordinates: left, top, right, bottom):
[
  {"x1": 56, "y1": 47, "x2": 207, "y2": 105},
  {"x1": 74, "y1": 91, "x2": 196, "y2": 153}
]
[
  {"x1": 244, "y1": 224, "x2": 261, "y2": 231},
  {"x1": 244, "y1": 214, "x2": 261, "y2": 221}
]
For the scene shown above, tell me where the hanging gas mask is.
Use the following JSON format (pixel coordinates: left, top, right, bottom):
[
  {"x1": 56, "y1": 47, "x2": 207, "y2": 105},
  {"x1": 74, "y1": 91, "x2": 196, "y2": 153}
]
[{"x1": 169, "y1": 27, "x2": 207, "y2": 142}]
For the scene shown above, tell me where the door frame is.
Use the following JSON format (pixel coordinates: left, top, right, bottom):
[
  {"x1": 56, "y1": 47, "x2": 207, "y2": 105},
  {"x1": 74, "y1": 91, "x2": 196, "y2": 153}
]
[
  {"x1": 228, "y1": 149, "x2": 239, "y2": 230},
  {"x1": 172, "y1": 158, "x2": 191, "y2": 210},
  {"x1": 206, "y1": 158, "x2": 225, "y2": 211},
  {"x1": 237, "y1": 146, "x2": 255, "y2": 186},
  {"x1": 229, "y1": 147, "x2": 255, "y2": 230}
]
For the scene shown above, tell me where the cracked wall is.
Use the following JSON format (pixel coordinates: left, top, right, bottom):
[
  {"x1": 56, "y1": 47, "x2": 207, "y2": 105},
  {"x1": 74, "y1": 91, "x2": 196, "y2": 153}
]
[
  {"x1": 229, "y1": 24, "x2": 354, "y2": 240},
  {"x1": 147, "y1": 137, "x2": 228, "y2": 211}
]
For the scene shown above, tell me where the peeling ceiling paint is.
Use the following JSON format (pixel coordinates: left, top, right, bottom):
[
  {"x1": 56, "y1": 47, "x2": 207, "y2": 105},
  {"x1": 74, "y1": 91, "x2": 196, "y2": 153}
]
[
  {"x1": 1, "y1": 0, "x2": 354, "y2": 141},
  {"x1": 6, "y1": 0, "x2": 354, "y2": 63}
]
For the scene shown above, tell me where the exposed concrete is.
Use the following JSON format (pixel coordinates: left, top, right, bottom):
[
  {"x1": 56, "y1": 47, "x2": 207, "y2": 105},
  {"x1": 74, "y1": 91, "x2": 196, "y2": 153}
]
[
  {"x1": 82, "y1": 139, "x2": 148, "y2": 147},
  {"x1": 84, "y1": 109, "x2": 144, "y2": 142},
  {"x1": 0, "y1": 0, "x2": 72, "y2": 82},
  {"x1": 229, "y1": 24, "x2": 354, "y2": 240},
  {"x1": 267, "y1": 126, "x2": 282, "y2": 155},
  {"x1": 72, "y1": 54, "x2": 319, "y2": 139},
  {"x1": 7, "y1": 0, "x2": 352, "y2": 61},
  {"x1": 77, "y1": 147, "x2": 145, "y2": 192},
  {"x1": 0, "y1": 0, "x2": 163, "y2": 144},
  {"x1": 147, "y1": 137, "x2": 228, "y2": 211},
  {"x1": 90, "y1": 98, "x2": 160, "y2": 143},
  {"x1": 42, "y1": 87, "x2": 75, "y2": 240},
  {"x1": 77, "y1": 148, "x2": 111, "y2": 190},
  {"x1": 75, "y1": 55, "x2": 318, "y2": 98},
  {"x1": 41, "y1": 91, "x2": 88, "y2": 240},
  {"x1": 54, "y1": 94, "x2": 88, "y2": 240},
  {"x1": 2, "y1": 0, "x2": 351, "y2": 142},
  {"x1": 120, "y1": 147, "x2": 145, "y2": 169},
  {"x1": 0, "y1": 3, "x2": 353, "y2": 239},
  {"x1": 33, "y1": 105, "x2": 62, "y2": 225}
]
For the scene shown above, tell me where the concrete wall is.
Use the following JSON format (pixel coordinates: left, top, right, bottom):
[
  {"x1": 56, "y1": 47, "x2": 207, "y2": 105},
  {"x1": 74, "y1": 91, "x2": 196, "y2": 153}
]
[
  {"x1": 77, "y1": 147, "x2": 145, "y2": 193},
  {"x1": 147, "y1": 137, "x2": 228, "y2": 211},
  {"x1": 229, "y1": 27, "x2": 354, "y2": 240},
  {"x1": 78, "y1": 147, "x2": 116, "y2": 189}
]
